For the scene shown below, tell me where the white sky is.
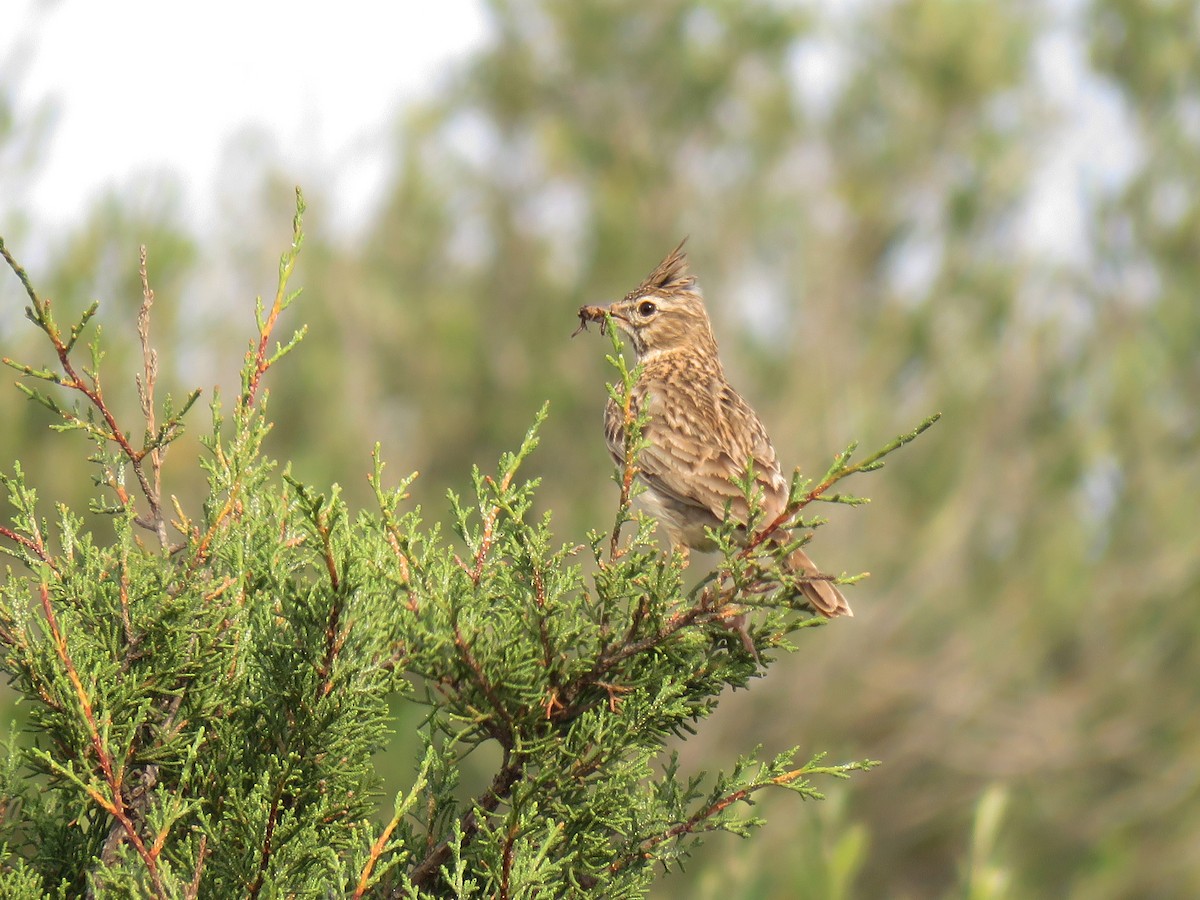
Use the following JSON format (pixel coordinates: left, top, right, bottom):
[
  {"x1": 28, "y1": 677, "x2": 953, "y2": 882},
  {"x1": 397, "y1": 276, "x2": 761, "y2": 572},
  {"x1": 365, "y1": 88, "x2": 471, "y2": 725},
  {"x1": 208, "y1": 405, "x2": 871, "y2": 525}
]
[
  {"x1": 2, "y1": 0, "x2": 1135, "y2": 273},
  {"x1": 3, "y1": 0, "x2": 489, "y2": 233}
]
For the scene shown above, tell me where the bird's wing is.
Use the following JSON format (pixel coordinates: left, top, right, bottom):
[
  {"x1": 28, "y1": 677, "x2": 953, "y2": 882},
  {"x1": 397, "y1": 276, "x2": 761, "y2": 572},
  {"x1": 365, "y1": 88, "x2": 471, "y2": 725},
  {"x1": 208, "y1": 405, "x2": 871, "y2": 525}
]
[{"x1": 606, "y1": 379, "x2": 788, "y2": 525}]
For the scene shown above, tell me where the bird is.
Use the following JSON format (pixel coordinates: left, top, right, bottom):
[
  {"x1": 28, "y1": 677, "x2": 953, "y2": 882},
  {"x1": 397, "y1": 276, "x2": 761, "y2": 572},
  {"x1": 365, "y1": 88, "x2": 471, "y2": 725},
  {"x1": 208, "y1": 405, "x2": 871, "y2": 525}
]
[{"x1": 576, "y1": 240, "x2": 852, "y2": 618}]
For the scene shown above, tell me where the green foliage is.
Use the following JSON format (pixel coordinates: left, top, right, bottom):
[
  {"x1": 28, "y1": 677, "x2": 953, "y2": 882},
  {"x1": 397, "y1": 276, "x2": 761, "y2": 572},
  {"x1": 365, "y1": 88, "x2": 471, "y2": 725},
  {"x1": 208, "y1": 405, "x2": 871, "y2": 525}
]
[
  {"x1": 6, "y1": 1, "x2": 1200, "y2": 896},
  {"x1": 0, "y1": 195, "x2": 937, "y2": 897}
]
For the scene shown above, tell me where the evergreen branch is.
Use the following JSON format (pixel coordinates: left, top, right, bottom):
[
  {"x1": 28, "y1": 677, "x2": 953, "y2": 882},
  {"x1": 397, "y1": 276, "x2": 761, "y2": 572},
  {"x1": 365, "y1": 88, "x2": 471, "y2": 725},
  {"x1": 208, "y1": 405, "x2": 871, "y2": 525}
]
[
  {"x1": 0, "y1": 237, "x2": 188, "y2": 544},
  {"x1": 738, "y1": 412, "x2": 942, "y2": 561},
  {"x1": 0, "y1": 471, "x2": 60, "y2": 574},
  {"x1": 64, "y1": 301, "x2": 100, "y2": 354},
  {"x1": 468, "y1": 488, "x2": 502, "y2": 586},
  {"x1": 116, "y1": 542, "x2": 136, "y2": 648},
  {"x1": 37, "y1": 581, "x2": 168, "y2": 898},
  {"x1": 499, "y1": 820, "x2": 518, "y2": 900},
  {"x1": 355, "y1": 814, "x2": 403, "y2": 899},
  {"x1": 180, "y1": 453, "x2": 247, "y2": 580},
  {"x1": 453, "y1": 626, "x2": 515, "y2": 746},
  {"x1": 247, "y1": 775, "x2": 287, "y2": 900},
  {"x1": 40, "y1": 344, "x2": 154, "y2": 517},
  {"x1": 843, "y1": 411, "x2": 942, "y2": 472},
  {"x1": 611, "y1": 379, "x2": 638, "y2": 560},
  {"x1": 466, "y1": 405, "x2": 546, "y2": 585},
  {"x1": 530, "y1": 563, "x2": 560, "y2": 698},
  {"x1": 356, "y1": 756, "x2": 432, "y2": 898},
  {"x1": 0, "y1": 523, "x2": 58, "y2": 572},
  {"x1": 98, "y1": 690, "x2": 190, "y2": 879},
  {"x1": 368, "y1": 448, "x2": 417, "y2": 594},
  {"x1": 179, "y1": 201, "x2": 308, "y2": 588},
  {"x1": 184, "y1": 835, "x2": 208, "y2": 900},
  {"x1": 555, "y1": 600, "x2": 727, "y2": 724},
  {"x1": 605, "y1": 315, "x2": 645, "y2": 561},
  {"x1": 315, "y1": 500, "x2": 347, "y2": 701},
  {"x1": 38, "y1": 581, "x2": 105, "y2": 775},
  {"x1": 185, "y1": 521, "x2": 224, "y2": 583},
  {"x1": 0, "y1": 237, "x2": 39, "y2": 310},
  {"x1": 610, "y1": 756, "x2": 879, "y2": 875},
  {"x1": 1, "y1": 359, "x2": 64, "y2": 382},
  {"x1": 407, "y1": 755, "x2": 526, "y2": 894},
  {"x1": 242, "y1": 187, "x2": 306, "y2": 408},
  {"x1": 2, "y1": 199, "x2": 895, "y2": 894}
]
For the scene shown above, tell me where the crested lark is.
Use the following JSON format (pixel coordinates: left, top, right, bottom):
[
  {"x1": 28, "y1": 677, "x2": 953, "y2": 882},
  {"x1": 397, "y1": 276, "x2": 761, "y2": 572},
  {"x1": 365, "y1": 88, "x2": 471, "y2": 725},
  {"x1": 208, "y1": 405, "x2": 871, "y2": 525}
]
[{"x1": 577, "y1": 241, "x2": 852, "y2": 618}]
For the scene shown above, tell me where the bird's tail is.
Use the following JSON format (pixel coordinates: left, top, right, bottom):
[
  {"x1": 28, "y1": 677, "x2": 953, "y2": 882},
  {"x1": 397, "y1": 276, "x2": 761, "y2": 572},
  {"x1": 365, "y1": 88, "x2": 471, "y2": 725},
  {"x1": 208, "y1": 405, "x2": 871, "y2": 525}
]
[{"x1": 786, "y1": 544, "x2": 853, "y2": 618}]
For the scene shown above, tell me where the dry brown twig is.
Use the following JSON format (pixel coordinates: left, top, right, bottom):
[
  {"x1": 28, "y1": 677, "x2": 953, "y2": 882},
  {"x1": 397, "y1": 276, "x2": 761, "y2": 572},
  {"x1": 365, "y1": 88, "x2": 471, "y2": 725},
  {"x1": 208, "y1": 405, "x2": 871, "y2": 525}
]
[
  {"x1": 135, "y1": 245, "x2": 169, "y2": 546},
  {"x1": 0, "y1": 238, "x2": 195, "y2": 549}
]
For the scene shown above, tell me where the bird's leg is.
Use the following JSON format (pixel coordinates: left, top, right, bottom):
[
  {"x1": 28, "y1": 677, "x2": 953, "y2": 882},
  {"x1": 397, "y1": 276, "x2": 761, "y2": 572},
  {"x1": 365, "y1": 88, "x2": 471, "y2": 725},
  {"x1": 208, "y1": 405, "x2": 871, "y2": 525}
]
[{"x1": 722, "y1": 611, "x2": 759, "y2": 662}]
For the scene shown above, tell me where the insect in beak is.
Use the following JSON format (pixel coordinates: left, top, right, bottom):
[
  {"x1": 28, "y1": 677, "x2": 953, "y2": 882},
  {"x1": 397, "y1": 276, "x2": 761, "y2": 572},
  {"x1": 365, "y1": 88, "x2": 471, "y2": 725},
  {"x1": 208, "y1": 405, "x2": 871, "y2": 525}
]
[{"x1": 572, "y1": 304, "x2": 610, "y2": 337}]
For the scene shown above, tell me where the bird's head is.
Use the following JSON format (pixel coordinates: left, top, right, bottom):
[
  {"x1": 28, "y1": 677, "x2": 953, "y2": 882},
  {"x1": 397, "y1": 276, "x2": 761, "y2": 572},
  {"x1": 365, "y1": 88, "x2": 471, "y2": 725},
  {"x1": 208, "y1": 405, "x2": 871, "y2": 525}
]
[{"x1": 577, "y1": 240, "x2": 719, "y2": 362}]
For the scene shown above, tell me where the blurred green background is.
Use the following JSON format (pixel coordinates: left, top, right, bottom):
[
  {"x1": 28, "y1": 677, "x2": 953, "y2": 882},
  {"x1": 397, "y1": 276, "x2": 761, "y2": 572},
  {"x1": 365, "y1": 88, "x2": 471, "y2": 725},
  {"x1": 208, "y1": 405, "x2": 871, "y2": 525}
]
[{"x1": 2, "y1": 1, "x2": 1198, "y2": 897}]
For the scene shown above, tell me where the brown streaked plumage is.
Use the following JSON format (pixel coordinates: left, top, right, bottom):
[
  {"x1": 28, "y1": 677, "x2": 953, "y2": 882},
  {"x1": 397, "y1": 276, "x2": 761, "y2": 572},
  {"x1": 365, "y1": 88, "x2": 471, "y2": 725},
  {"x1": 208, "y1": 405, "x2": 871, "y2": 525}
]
[{"x1": 578, "y1": 240, "x2": 851, "y2": 618}]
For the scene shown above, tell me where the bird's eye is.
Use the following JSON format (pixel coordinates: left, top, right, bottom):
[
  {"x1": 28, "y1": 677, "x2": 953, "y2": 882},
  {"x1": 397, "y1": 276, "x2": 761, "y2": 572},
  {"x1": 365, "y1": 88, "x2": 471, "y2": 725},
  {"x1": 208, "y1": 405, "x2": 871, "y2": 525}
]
[{"x1": 637, "y1": 301, "x2": 657, "y2": 317}]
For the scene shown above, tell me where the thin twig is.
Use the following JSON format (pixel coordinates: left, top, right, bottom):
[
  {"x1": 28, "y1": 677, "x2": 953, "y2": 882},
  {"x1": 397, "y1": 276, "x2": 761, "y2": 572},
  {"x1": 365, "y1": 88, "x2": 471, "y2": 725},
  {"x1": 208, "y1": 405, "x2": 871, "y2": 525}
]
[
  {"x1": 1, "y1": 237, "x2": 167, "y2": 540},
  {"x1": 135, "y1": 245, "x2": 168, "y2": 546},
  {"x1": 353, "y1": 810, "x2": 403, "y2": 899},
  {"x1": 247, "y1": 777, "x2": 286, "y2": 900},
  {"x1": 453, "y1": 626, "x2": 515, "y2": 746},
  {"x1": 531, "y1": 565, "x2": 559, "y2": 701},
  {"x1": 184, "y1": 834, "x2": 208, "y2": 900},
  {"x1": 610, "y1": 383, "x2": 639, "y2": 560},
  {"x1": 499, "y1": 821, "x2": 518, "y2": 900},
  {"x1": 465, "y1": 451, "x2": 523, "y2": 585},
  {"x1": 243, "y1": 189, "x2": 306, "y2": 408},
  {"x1": 0, "y1": 237, "x2": 39, "y2": 308},
  {"x1": 0, "y1": 524, "x2": 59, "y2": 572},
  {"x1": 116, "y1": 543, "x2": 136, "y2": 652}
]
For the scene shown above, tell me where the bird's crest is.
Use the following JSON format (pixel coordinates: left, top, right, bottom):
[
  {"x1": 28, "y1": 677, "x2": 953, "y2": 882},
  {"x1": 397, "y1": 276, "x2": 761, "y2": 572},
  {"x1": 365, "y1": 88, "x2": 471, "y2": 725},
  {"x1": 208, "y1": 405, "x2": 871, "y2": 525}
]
[{"x1": 628, "y1": 238, "x2": 695, "y2": 301}]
